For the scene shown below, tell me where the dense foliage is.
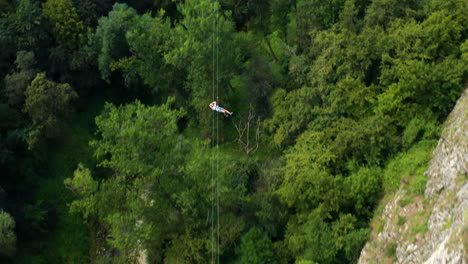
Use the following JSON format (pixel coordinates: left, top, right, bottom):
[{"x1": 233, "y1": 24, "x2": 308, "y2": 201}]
[{"x1": 0, "y1": 0, "x2": 466, "y2": 263}]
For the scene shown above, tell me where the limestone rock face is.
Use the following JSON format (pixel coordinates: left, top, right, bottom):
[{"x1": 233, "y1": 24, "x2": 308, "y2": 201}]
[{"x1": 359, "y1": 89, "x2": 468, "y2": 264}]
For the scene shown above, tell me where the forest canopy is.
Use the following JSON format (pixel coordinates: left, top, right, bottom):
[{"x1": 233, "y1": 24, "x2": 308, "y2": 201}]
[{"x1": 0, "y1": 0, "x2": 466, "y2": 263}]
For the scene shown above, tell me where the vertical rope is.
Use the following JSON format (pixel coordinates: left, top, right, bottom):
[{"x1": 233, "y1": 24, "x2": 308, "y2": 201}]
[
  {"x1": 216, "y1": 4, "x2": 220, "y2": 263},
  {"x1": 211, "y1": 1, "x2": 220, "y2": 263},
  {"x1": 211, "y1": 1, "x2": 215, "y2": 263}
]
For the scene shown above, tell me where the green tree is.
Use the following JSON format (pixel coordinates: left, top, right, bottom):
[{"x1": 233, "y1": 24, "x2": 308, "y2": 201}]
[
  {"x1": 23, "y1": 73, "x2": 78, "y2": 148},
  {"x1": 0, "y1": 0, "x2": 13, "y2": 14},
  {"x1": 92, "y1": 3, "x2": 137, "y2": 82},
  {"x1": 364, "y1": 0, "x2": 422, "y2": 28},
  {"x1": 296, "y1": 261, "x2": 319, "y2": 264},
  {"x1": 277, "y1": 130, "x2": 344, "y2": 214},
  {"x1": 64, "y1": 164, "x2": 98, "y2": 219},
  {"x1": 236, "y1": 227, "x2": 277, "y2": 264},
  {"x1": 4, "y1": 51, "x2": 37, "y2": 108},
  {"x1": 287, "y1": 0, "x2": 346, "y2": 51},
  {"x1": 375, "y1": 7, "x2": 466, "y2": 127},
  {"x1": 343, "y1": 228, "x2": 369, "y2": 261},
  {"x1": 344, "y1": 166, "x2": 382, "y2": 216},
  {"x1": 270, "y1": 0, "x2": 294, "y2": 37},
  {"x1": 72, "y1": 0, "x2": 99, "y2": 27},
  {"x1": 264, "y1": 88, "x2": 317, "y2": 147},
  {"x1": 2, "y1": 0, "x2": 46, "y2": 51},
  {"x1": 21, "y1": 200, "x2": 47, "y2": 234},
  {"x1": 285, "y1": 212, "x2": 337, "y2": 264},
  {"x1": 67, "y1": 99, "x2": 187, "y2": 262},
  {"x1": 91, "y1": 98, "x2": 185, "y2": 175},
  {"x1": 0, "y1": 210, "x2": 16, "y2": 258},
  {"x1": 66, "y1": 100, "x2": 253, "y2": 262},
  {"x1": 165, "y1": 0, "x2": 243, "y2": 125},
  {"x1": 108, "y1": 6, "x2": 174, "y2": 92},
  {"x1": 42, "y1": 0, "x2": 87, "y2": 49}
]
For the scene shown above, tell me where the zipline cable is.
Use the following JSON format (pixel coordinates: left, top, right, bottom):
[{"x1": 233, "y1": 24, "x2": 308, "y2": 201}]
[
  {"x1": 216, "y1": 2, "x2": 220, "y2": 263},
  {"x1": 211, "y1": 0, "x2": 215, "y2": 263},
  {"x1": 210, "y1": 0, "x2": 220, "y2": 263}
]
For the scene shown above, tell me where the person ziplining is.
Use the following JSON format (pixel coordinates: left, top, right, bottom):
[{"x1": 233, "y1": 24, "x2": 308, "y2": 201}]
[{"x1": 209, "y1": 101, "x2": 233, "y2": 117}]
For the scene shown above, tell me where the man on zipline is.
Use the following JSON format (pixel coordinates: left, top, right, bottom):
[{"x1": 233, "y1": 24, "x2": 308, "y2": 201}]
[{"x1": 209, "y1": 101, "x2": 233, "y2": 117}]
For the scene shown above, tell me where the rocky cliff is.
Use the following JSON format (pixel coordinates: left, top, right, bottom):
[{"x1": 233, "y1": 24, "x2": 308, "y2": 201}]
[{"x1": 359, "y1": 88, "x2": 468, "y2": 264}]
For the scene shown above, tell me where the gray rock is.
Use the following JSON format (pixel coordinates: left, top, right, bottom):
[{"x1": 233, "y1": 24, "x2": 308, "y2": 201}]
[{"x1": 359, "y1": 88, "x2": 468, "y2": 264}]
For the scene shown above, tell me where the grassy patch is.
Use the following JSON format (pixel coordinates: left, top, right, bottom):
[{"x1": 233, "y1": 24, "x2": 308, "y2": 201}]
[
  {"x1": 455, "y1": 173, "x2": 467, "y2": 185},
  {"x1": 442, "y1": 216, "x2": 453, "y2": 231},
  {"x1": 398, "y1": 215, "x2": 406, "y2": 226},
  {"x1": 383, "y1": 140, "x2": 437, "y2": 193},
  {"x1": 413, "y1": 224, "x2": 428, "y2": 234},
  {"x1": 408, "y1": 168, "x2": 427, "y2": 195},
  {"x1": 370, "y1": 216, "x2": 385, "y2": 234},
  {"x1": 369, "y1": 195, "x2": 394, "y2": 236},
  {"x1": 412, "y1": 211, "x2": 430, "y2": 235},
  {"x1": 385, "y1": 244, "x2": 396, "y2": 259},
  {"x1": 398, "y1": 196, "x2": 413, "y2": 207}
]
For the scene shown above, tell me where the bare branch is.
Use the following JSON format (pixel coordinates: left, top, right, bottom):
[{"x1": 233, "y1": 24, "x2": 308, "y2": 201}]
[{"x1": 234, "y1": 105, "x2": 262, "y2": 155}]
